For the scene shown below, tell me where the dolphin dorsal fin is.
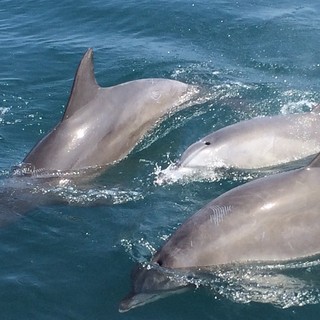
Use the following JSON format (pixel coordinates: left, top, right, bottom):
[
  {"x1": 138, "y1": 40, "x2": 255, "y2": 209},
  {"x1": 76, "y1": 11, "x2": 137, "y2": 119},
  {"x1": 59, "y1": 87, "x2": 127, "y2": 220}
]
[
  {"x1": 311, "y1": 103, "x2": 320, "y2": 114},
  {"x1": 307, "y1": 152, "x2": 320, "y2": 168},
  {"x1": 62, "y1": 48, "x2": 100, "y2": 120}
]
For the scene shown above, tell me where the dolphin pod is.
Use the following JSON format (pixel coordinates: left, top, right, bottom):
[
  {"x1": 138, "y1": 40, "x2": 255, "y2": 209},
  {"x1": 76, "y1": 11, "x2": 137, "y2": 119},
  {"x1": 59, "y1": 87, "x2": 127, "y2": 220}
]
[
  {"x1": 21, "y1": 48, "x2": 197, "y2": 175},
  {"x1": 120, "y1": 151, "x2": 320, "y2": 312},
  {"x1": 159, "y1": 106, "x2": 320, "y2": 181},
  {"x1": 4, "y1": 49, "x2": 320, "y2": 311}
]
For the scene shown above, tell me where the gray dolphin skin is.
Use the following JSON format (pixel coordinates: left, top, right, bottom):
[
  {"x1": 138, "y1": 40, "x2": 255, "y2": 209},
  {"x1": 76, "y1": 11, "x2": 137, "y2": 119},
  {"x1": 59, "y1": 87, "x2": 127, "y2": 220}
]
[
  {"x1": 22, "y1": 48, "x2": 197, "y2": 174},
  {"x1": 166, "y1": 107, "x2": 320, "y2": 176},
  {"x1": 120, "y1": 152, "x2": 320, "y2": 312}
]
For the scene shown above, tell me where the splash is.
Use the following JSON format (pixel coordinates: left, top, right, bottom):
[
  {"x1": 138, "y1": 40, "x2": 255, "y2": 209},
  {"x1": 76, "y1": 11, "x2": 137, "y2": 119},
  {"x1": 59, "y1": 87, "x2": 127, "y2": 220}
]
[
  {"x1": 280, "y1": 99, "x2": 316, "y2": 115},
  {"x1": 0, "y1": 106, "x2": 10, "y2": 124},
  {"x1": 154, "y1": 162, "x2": 225, "y2": 185},
  {"x1": 2, "y1": 166, "x2": 144, "y2": 210},
  {"x1": 153, "y1": 160, "x2": 264, "y2": 186},
  {"x1": 120, "y1": 238, "x2": 157, "y2": 263},
  {"x1": 42, "y1": 185, "x2": 143, "y2": 205},
  {"x1": 200, "y1": 258, "x2": 320, "y2": 308}
]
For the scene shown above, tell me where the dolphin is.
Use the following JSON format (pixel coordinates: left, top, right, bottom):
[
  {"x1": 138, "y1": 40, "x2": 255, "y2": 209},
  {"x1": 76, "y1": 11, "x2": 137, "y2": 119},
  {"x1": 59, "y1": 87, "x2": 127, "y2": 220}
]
[
  {"x1": 120, "y1": 151, "x2": 320, "y2": 311},
  {"x1": 159, "y1": 107, "x2": 320, "y2": 181},
  {"x1": 0, "y1": 49, "x2": 198, "y2": 225},
  {"x1": 22, "y1": 48, "x2": 197, "y2": 175}
]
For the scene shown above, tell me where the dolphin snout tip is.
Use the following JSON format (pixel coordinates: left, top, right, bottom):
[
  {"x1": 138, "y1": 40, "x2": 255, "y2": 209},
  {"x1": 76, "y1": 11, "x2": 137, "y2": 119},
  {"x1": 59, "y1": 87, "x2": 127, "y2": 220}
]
[
  {"x1": 118, "y1": 302, "x2": 130, "y2": 313},
  {"x1": 118, "y1": 292, "x2": 146, "y2": 313},
  {"x1": 118, "y1": 294, "x2": 132, "y2": 313}
]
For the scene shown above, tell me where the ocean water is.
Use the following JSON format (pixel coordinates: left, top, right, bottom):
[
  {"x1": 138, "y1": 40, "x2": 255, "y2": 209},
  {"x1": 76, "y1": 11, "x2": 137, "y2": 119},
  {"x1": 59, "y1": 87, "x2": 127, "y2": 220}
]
[{"x1": 1, "y1": 0, "x2": 320, "y2": 319}]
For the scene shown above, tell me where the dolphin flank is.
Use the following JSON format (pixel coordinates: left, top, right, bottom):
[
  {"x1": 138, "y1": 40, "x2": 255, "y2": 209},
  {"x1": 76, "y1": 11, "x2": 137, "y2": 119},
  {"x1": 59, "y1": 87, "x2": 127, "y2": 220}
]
[{"x1": 120, "y1": 151, "x2": 320, "y2": 311}]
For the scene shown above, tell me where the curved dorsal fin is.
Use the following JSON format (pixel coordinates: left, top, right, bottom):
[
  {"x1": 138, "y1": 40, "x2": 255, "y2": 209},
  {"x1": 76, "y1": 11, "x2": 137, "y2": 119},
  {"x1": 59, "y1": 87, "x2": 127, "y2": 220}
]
[
  {"x1": 307, "y1": 152, "x2": 320, "y2": 168},
  {"x1": 311, "y1": 103, "x2": 320, "y2": 114},
  {"x1": 62, "y1": 48, "x2": 100, "y2": 120}
]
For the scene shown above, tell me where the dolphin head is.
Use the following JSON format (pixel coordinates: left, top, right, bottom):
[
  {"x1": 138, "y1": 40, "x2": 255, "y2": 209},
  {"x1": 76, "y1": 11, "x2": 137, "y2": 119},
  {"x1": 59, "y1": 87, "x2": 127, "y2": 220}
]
[
  {"x1": 125, "y1": 78, "x2": 198, "y2": 120},
  {"x1": 177, "y1": 138, "x2": 219, "y2": 168},
  {"x1": 154, "y1": 136, "x2": 227, "y2": 185},
  {"x1": 134, "y1": 78, "x2": 198, "y2": 115},
  {"x1": 119, "y1": 263, "x2": 191, "y2": 312}
]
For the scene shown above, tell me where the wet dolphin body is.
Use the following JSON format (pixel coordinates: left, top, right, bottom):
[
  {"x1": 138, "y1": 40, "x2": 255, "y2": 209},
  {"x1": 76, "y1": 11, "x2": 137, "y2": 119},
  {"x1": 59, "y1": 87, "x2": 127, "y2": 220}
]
[
  {"x1": 22, "y1": 48, "x2": 196, "y2": 174},
  {"x1": 0, "y1": 49, "x2": 197, "y2": 225},
  {"x1": 161, "y1": 107, "x2": 320, "y2": 180},
  {"x1": 120, "y1": 152, "x2": 320, "y2": 311}
]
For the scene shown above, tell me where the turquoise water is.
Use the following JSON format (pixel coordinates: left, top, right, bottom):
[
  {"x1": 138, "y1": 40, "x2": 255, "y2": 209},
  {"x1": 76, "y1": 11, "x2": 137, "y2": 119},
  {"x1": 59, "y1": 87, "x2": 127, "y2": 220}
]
[{"x1": 1, "y1": 0, "x2": 320, "y2": 319}]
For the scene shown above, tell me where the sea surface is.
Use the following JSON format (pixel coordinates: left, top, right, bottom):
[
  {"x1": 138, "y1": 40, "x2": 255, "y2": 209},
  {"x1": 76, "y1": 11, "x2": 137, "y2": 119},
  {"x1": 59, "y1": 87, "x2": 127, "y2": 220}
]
[{"x1": 1, "y1": 0, "x2": 320, "y2": 319}]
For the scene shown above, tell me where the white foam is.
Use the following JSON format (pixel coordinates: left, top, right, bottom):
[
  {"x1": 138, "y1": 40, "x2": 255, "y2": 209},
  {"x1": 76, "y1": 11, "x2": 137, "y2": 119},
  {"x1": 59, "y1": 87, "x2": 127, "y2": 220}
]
[
  {"x1": 202, "y1": 258, "x2": 320, "y2": 308},
  {"x1": 154, "y1": 162, "x2": 225, "y2": 186},
  {"x1": 280, "y1": 99, "x2": 316, "y2": 114}
]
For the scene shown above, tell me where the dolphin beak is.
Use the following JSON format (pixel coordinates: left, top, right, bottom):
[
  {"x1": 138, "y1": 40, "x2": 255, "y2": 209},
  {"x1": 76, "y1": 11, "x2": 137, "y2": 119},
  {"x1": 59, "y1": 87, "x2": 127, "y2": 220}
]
[
  {"x1": 119, "y1": 292, "x2": 163, "y2": 313},
  {"x1": 119, "y1": 263, "x2": 193, "y2": 312},
  {"x1": 119, "y1": 286, "x2": 191, "y2": 312}
]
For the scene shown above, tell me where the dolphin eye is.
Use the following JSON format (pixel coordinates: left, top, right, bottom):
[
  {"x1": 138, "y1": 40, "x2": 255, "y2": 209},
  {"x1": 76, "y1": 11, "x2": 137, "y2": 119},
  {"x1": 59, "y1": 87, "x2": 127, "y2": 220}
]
[{"x1": 204, "y1": 141, "x2": 211, "y2": 145}]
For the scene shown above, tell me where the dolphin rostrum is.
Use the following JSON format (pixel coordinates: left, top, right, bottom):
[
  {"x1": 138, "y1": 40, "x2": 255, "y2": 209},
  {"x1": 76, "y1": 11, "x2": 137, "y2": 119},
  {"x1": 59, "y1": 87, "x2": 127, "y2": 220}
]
[
  {"x1": 120, "y1": 151, "x2": 320, "y2": 311},
  {"x1": 22, "y1": 48, "x2": 197, "y2": 175},
  {"x1": 159, "y1": 107, "x2": 320, "y2": 181}
]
